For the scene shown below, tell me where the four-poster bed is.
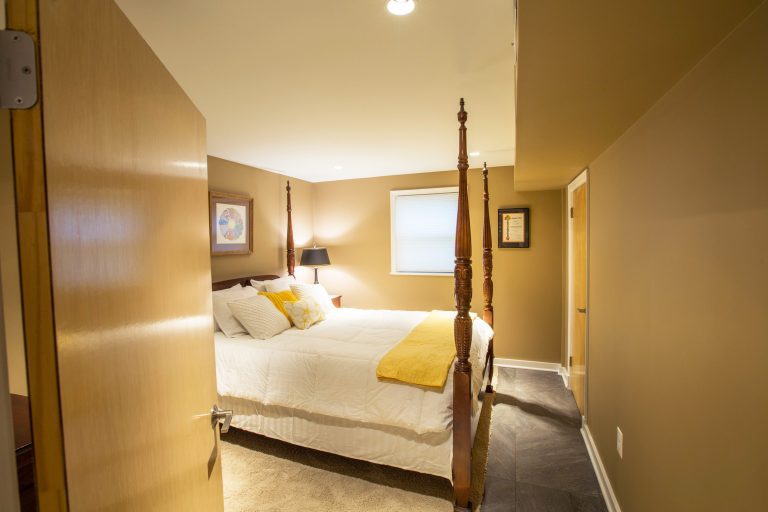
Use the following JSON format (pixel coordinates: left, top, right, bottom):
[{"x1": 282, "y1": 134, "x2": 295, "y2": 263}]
[{"x1": 212, "y1": 99, "x2": 495, "y2": 511}]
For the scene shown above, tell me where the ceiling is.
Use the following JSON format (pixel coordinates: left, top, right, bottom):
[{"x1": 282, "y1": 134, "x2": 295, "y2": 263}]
[
  {"x1": 514, "y1": 0, "x2": 763, "y2": 190},
  {"x1": 116, "y1": 0, "x2": 517, "y2": 182}
]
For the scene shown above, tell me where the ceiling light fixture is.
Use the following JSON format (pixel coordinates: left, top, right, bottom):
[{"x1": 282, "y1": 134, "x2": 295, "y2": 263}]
[
  {"x1": 469, "y1": 151, "x2": 480, "y2": 157},
  {"x1": 387, "y1": 0, "x2": 415, "y2": 16},
  {"x1": 334, "y1": 165, "x2": 344, "y2": 170}
]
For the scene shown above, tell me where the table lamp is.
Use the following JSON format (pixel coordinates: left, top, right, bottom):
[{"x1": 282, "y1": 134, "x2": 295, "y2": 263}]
[{"x1": 299, "y1": 247, "x2": 331, "y2": 284}]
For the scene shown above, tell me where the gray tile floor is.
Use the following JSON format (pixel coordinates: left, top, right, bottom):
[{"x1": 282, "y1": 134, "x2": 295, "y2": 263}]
[{"x1": 482, "y1": 368, "x2": 608, "y2": 511}]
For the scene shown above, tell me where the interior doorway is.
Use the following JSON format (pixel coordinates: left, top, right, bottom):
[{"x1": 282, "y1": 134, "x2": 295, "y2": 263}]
[{"x1": 567, "y1": 169, "x2": 588, "y2": 417}]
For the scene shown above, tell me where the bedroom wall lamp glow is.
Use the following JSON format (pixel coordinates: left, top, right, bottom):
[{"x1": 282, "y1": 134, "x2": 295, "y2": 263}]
[{"x1": 387, "y1": 0, "x2": 415, "y2": 16}]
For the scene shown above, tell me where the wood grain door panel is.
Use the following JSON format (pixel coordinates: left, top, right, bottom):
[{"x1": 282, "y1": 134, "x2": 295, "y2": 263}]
[
  {"x1": 570, "y1": 183, "x2": 587, "y2": 416},
  {"x1": 13, "y1": 0, "x2": 224, "y2": 509}
]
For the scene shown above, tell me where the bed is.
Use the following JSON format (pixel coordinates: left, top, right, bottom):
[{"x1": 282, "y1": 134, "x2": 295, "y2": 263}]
[{"x1": 213, "y1": 99, "x2": 494, "y2": 511}]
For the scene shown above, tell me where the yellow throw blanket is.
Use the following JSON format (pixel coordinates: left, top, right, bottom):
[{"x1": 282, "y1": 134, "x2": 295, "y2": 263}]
[{"x1": 377, "y1": 310, "x2": 465, "y2": 389}]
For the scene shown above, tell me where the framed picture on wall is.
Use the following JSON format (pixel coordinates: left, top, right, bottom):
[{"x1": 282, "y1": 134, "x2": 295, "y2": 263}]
[
  {"x1": 209, "y1": 191, "x2": 253, "y2": 255},
  {"x1": 498, "y1": 207, "x2": 530, "y2": 248}
]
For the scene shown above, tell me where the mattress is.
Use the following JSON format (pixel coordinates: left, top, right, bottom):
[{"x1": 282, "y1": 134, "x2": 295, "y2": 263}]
[
  {"x1": 215, "y1": 307, "x2": 493, "y2": 435},
  {"x1": 218, "y1": 395, "x2": 463, "y2": 480}
]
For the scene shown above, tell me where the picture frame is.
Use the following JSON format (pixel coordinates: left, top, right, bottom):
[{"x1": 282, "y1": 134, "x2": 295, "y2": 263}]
[
  {"x1": 209, "y1": 191, "x2": 253, "y2": 256},
  {"x1": 498, "y1": 207, "x2": 530, "y2": 248}
]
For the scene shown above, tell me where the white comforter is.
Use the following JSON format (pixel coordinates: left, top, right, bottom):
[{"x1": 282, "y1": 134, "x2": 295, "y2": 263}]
[{"x1": 215, "y1": 308, "x2": 493, "y2": 434}]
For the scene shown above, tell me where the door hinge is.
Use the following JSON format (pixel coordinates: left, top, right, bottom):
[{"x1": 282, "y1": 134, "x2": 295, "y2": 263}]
[
  {"x1": 569, "y1": 356, "x2": 573, "y2": 367},
  {"x1": 0, "y1": 30, "x2": 38, "y2": 109},
  {"x1": 570, "y1": 207, "x2": 574, "y2": 219}
]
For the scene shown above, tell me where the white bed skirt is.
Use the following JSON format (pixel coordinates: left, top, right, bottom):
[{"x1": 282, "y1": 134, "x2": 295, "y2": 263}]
[{"x1": 219, "y1": 394, "x2": 483, "y2": 481}]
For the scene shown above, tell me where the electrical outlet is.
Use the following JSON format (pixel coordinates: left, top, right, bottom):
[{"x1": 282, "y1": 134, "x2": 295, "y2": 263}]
[{"x1": 616, "y1": 427, "x2": 624, "y2": 459}]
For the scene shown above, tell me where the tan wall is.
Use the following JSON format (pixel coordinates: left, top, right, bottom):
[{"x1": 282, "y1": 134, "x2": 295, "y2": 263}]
[
  {"x1": 207, "y1": 156, "x2": 315, "y2": 284},
  {"x1": 0, "y1": 107, "x2": 27, "y2": 396},
  {"x1": 207, "y1": 158, "x2": 563, "y2": 361},
  {"x1": 314, "y1": 166, "x2": 563, "y2": 361},
  {"x1": 585, "y1": 4, "x2": 768, "y2": 510}
]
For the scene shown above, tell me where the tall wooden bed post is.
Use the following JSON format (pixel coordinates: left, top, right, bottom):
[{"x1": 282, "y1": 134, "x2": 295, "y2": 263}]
[
  {"x1": 286, "y1": 180, "x2": 295, "y2": 277},
  {"x1": 482, "y1": 163, "x2": 495, "y2": 393},
  {"x1": 453, "y1": 98, "x2": 474, "y2": 511}
]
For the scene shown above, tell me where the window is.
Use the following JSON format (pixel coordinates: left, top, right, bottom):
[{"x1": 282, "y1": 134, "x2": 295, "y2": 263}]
[{"x1": 390, "y1": 187, "x2": 458, "y2": 275}]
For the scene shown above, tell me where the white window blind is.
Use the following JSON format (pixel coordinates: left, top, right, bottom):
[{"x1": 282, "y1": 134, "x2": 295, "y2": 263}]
[{"x1": 390, "y1": 187, "x2": 458, "y2": 275}]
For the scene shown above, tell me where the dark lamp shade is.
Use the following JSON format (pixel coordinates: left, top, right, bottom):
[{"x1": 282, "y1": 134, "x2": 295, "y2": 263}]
[{"x1": 300, "y1": 247, "x2": 330, "y2": 267}]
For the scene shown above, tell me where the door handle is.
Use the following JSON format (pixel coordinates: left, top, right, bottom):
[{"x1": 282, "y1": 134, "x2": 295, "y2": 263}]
[
  {"x1": 211, "y1": 405, "x2": 233, "y2": 433},
  {"x1": 577, "y1": 307, "x2": 587, "y2": 314}
]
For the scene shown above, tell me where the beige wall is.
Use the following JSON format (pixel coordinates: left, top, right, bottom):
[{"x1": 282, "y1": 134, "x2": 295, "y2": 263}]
[
  {"x1": 0, "y1": 107, "x2": 27, "y2": 396},
  {"x1": 208, "y1": 159, "x2": 564, "y2": 361},
  {"x1": 207, "y1": 156, "x2": 316, "y2": 284},
  {"x1": 314, "y1": 167, "x2": 563, "y2": 361},
  {"x1": 585, "y1": 3, "x2": 768, "y2": 510}
]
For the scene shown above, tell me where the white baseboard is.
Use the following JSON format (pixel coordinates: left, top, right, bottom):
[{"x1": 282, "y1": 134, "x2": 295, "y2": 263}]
[
  {"x1": 581, "y1": 424, "x2": 622, "y2": 512},
  {"x1": 494, "y1": 358, "x2": 562, "y2": 372},
  {"x1": 558, "y1": 365, "x2": 570, "y2": 388}
]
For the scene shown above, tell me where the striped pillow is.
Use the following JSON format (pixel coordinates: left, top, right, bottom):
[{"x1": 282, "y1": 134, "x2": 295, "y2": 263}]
[
  {"x1": 227, "y1": 295, "x2": 290, "y2": 340},
  {"x1": 212, "y1": 284, "x2": 258, "y2": 337}
]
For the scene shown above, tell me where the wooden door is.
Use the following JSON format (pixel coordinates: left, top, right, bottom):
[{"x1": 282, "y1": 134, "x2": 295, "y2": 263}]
[
  {"x1": 570, "y1": 183, "x2": 588, "y2": 416},
  {"x1": 8, "y1": 0, "x2": 224, "y2": 510}
]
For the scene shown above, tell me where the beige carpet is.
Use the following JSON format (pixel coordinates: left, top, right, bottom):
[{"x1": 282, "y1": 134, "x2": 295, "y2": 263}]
[{"x1": 221, "y1": 392, "x2": 495, "y2": 512}]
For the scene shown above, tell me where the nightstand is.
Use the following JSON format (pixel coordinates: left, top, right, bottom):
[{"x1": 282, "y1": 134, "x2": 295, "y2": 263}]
[{"x1": 329, "y1": 294, "x2": 342, "y2": 308}]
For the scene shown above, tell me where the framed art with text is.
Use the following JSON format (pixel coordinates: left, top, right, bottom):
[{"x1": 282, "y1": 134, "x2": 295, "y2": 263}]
[
  {"x1": 498, "y1": 207, "x2": 530, "y2": 248},
  {"x1": 209, "y1": 191, "x2": 253, "y2": 255}
]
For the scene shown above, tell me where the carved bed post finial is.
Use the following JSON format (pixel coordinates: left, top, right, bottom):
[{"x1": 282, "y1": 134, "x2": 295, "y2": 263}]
[
  {"x1": 455, "y1": 98, "x2": 472, "y2": 371},
  {"x1": 453, "y1": 98, "x2": 473, "y2": 511},
  {"x1": 482, "y1": 163, "x2": 494, "y2": 328},
  {"x1": 286, "y1": 181, "x2": 295, "y2": 277}
]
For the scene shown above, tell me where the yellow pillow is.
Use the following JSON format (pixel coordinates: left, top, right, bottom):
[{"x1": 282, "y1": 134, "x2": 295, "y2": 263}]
[{"x1": 258, "y1": 290, "x2": 299, "y2": 320}]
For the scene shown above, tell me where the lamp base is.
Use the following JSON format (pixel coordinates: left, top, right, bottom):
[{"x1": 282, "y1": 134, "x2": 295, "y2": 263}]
[{"x1": 313, "y1": 268, "x2": 319, "y2": 285}]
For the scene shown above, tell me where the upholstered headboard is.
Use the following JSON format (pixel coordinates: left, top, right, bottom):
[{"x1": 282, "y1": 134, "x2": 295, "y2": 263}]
[{"x1": 211, "y1": 274, "x2": 280, "y2": 291}]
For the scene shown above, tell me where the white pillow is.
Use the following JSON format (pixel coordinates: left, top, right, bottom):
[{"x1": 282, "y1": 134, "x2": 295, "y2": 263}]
[
  {"x1": 290, "y1": 283, "x2": 335, "y2": 315},
  {"x1": 214, "y1": 283, "x2": 242, "y2": 294},
  {"x1": 227, "y1": 295, "x2": 291, "y2": 339},
  {"x1": 264, "y1": 276, "x2": 296, "y2": 293},
  {"x1": 249, "y1": 279, "x2": 268, "y2": 292},
  {"x1": 283, "y1": 297, "x2": 325, "y2": 330},
  {"x1": 212, "y1": 284, "x2": 258, "y2": 337},
  {"x1": 211, "y1": 284, "x2": 241, "y2": 333}
]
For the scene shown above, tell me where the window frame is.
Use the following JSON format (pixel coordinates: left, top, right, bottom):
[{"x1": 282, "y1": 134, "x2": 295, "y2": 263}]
[{"x1": 389, "y1": 186, "x2": 459, "y2": 276}]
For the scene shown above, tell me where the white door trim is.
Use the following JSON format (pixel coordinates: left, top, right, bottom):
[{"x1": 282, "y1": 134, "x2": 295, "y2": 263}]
[{"x1": 566, "y1": 169, "x2": 589, "y2": 411}]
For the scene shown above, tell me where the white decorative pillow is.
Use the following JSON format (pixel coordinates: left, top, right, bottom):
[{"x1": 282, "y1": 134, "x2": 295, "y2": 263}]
[
  {"x1": 264, "y1": 276, "x2": 296, "y2": 293},
  {"x1": 227, "y1": 295, "x2": 291, "y2": 340},
  {"x1": 283, "y1": 297, "x2": 325, "y2": 330},
  {"x1": 249, "y1": 279, "x2": 268, "y2": 292},
  {"x1": 212, "y1": 283, "x2": 241, "y2": 333},
  {"x1": 290, "y1": 283, "x2": 335, "y2": 315},
  {"x1": 212, "y1": 284, "x2": 258, "y2": 337}
]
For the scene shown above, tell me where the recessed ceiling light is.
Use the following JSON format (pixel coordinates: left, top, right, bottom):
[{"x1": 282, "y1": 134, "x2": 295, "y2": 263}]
[
  {"x1": 334, "y1": 165, "x2": 344, "y2": 170},
  {"x1": 387, "y1": 0, "x2": 415, "y2": 16},
  {"x1": 469, "y1": 151, "x2": 480, "y2": 157}
]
